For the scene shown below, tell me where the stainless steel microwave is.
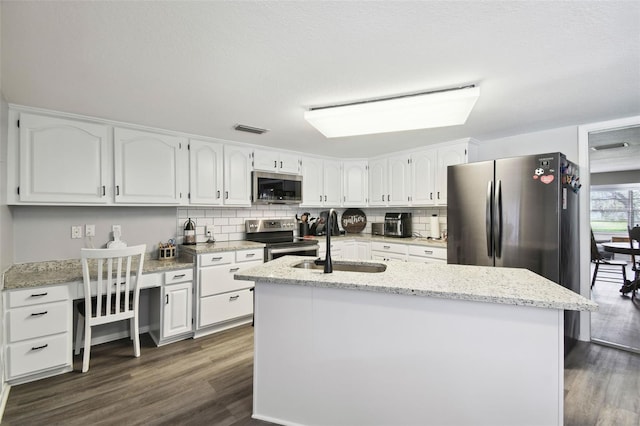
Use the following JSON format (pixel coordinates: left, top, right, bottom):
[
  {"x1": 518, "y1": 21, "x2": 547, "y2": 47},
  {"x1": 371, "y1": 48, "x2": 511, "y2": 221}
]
[{"x1": 252, "y1": 171, "x2": 303, "y2": 204}]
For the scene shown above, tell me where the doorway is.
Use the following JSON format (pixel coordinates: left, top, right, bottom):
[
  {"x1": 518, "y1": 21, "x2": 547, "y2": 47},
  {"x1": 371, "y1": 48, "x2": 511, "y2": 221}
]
[{"x1": 580, "y1": 120, "x2": 640, "y2": 353}]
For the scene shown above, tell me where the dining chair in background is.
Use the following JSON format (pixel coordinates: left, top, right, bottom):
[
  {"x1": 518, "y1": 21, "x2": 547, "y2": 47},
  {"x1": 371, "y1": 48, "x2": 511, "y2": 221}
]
[
  {"x1": 590, "y1": 230, "x2": 627, "y2": 289},
  {"x1": 74, "y1": 245, "x2": 146, "y2": 373},
  {"x1": 628, "y1": 226, "x2": 640, "y2": 282}
]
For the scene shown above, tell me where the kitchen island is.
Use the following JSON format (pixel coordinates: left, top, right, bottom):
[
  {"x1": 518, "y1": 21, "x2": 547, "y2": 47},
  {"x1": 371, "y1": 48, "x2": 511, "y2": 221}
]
[{"x1": 236, "y1": 256, "x2": 596, "y2": 426}]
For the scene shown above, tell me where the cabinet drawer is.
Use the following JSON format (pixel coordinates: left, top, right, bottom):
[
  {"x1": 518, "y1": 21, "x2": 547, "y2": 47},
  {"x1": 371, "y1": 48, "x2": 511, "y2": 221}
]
[
  {"x1": 200, "y1": 262, "x2": 258, "y2": 297},
  {"x1": 8, "y1": 301, "x2": 69, "y2": 343},
  {"x1": 8, "y1": 285, "x2": 70, "y2": 308},
  {"x1": 408, "y1": 255, "x2": 447, "y2": 264},
  {"x1": 199, "y1": 251, "x2": 234, "y2": 267},
  {"x1": 236, "y1": 248, "x2": 263, "y2": 263},
  {"x1": 199, "y1": 289, "x2": 253, "y2": 327},
  {"x1": 408, "y1": 245, "x2": 447, "y2": 260},
  {"x1": 8, "y1": 333, "x2": 69, "y2": 378},
  {"x1": 370, "y1": 242, "x2": 408, "y2": 255},
  {"x1": 372, "y1": 252, "x2": 407, "y2": 262},
  {"x1": 164, "y1": 269, "x2": 193, "y2": 285}
]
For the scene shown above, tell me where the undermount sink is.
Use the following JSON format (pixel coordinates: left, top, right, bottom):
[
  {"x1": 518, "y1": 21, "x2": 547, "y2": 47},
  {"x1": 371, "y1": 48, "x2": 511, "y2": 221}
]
[{"x1": 293, "y1": 260, "x2": 387, "y2": 273}]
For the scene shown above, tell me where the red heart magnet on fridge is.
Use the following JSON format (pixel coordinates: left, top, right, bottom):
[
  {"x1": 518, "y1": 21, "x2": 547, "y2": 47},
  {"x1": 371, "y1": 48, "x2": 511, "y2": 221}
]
[{"x1": 540, "y1": 175, "x2": 554, "y2": 184}]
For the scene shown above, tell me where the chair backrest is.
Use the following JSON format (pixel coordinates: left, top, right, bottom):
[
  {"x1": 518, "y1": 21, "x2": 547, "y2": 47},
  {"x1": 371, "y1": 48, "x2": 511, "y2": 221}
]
[
  {"x1": 81, "y1": 245, "x2": 146, "y2": 324},
  {"x1": 629, "y1": 226, "x2": 640, "y2": 263},
  {"x1": 590, "y1": 230, "x2": 601, "y2": 262}
]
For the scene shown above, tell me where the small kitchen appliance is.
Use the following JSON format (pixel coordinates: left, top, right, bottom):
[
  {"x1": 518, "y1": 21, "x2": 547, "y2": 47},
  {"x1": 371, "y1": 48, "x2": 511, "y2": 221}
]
[
  {"x1": 245, "y1": 218, "x2": 319, "y2": 262},
  {"x1": 252, "y1": 171, "x2": 303, "y2": 205},
  {"x1": 183, "y1": 218, "x2": 196, "y2": 245},
  {"x1": 384, "y1": 213, "x2": 412, "y2": 237},
  {"x1": 371, "y1": 222, "x2": 385, "y2": 236},
  {"x1": 315, "y1": 210, "x2": 340, "y2": 236}
]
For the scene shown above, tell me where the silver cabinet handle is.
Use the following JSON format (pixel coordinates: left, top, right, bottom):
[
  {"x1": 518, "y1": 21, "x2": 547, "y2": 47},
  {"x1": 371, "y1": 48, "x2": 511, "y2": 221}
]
[
  {"x1": 229, "y1": 267, "x2": 240, "y2": 273},
  {"x1": 225, "y1": 191, "x2": 229, "y2": 199},
  {"x1": 280, "y1": 161, "x2": 283, "y2": 168},
  {"x1": 324, "y1": 195, "x2": 327, "y2": 202},
  {"x1": 212, "y1": 256, "x2": 223, "y2": 261},
  {"x1": 246, "y1": 253, "x2": 255, "y2": 257},
  {"x1": 274, "y1": 160, "x2": 277, "y2": 168},
  {"x1": 424, "y1": 250, "x2": 433, "y2": 255},
  {"x1": 430, "y1": 192, "x2": 433, "y2": 200},
  {"x1": 383, "y1": 245, "x2": 390, "y2": 249},
  {"x1": 229, "y1": 295, "x2": 240, "y2": 301},
  {"x1": 217, "y1": 190, "x2": 221, "y2": 199},
  {"x1": 320, "y1": 195, "x2": 323, "y2": 202},
  {"x1": 172, "y1": 274, "x2": 186, "y2": 279}
]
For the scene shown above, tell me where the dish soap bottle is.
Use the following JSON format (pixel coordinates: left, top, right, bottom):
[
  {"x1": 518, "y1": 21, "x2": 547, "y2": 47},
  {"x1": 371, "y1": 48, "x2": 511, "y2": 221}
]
[{"x1": 183, "y1": 218, "x2": 196, "y2": 245}]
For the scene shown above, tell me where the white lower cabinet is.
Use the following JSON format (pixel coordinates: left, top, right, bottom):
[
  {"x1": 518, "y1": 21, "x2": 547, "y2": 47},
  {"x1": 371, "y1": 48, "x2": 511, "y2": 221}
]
[
  {"x1": 370, "y1": 241, "x2": 408, "y2": 262},
  {"x1": 149, "y1": 269, "x2": 194, "y2": 346},
  {"x1": 341, "y1": 240, "x2": 371, "y2": 260},
  {"x1": 196, "y1": 248, "x2": 263, "y2": 336},
  {"x1": 4, "y1": 284, "x2": 73, "y2": 384},
  {"x1": 407, "y1": 245, "x2": 447, "y2": 264}
]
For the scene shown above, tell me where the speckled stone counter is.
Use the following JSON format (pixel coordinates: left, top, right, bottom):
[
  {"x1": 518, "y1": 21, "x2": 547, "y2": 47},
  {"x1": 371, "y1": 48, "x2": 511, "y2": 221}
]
[
  {"x1": 4, "y1": 255, "x2": 194, "y2": 290},
  {"x1": 235, "y1": 255, "x2": 596, "y2": 312},
  {"x1": 180, "y1": 240, "x2": 265, "y2": 255}
]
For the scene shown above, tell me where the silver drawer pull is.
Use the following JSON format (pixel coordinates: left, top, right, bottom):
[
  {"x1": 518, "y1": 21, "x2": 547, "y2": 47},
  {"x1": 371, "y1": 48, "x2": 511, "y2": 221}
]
[
  {"x1": 172, "y1": 274, "x2": 186, "y2": 279},
  {"x1": 246, "y1": 253, "x2": 255, "y2": 257},
  {"x1": 30, "y1": 292, "x2": 48, "y2": 297},
  {"x1": 30, "y1": 311, "x2": 48, "y2": 317},
  {"x1": 211, "y1": 256, "x2": 223, "y2": 261},
  {"x1": 383, "y1": 245, "x2": 390, "y2": 249},
  {"x1": 229, "y1": 295, "x2": 240, "y2": 301},
  {"x1": 31, "y1": 344, "x2": 48, "y2": 351},
  {"x1": 229, "y1": 267, "x2": 240, "y2": 273},
  {"x1": 424, "y1": 250, "x2": 433, "y2": 255}
]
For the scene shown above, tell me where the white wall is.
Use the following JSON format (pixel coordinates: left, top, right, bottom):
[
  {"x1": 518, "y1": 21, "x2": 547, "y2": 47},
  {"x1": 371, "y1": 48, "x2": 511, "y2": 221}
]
[
  {"x1": 476, "y1": 125, "x2": 579, "y2": 163},
  {"x1": 12, "y1": 206, "x2": 176, "y2": 263}
]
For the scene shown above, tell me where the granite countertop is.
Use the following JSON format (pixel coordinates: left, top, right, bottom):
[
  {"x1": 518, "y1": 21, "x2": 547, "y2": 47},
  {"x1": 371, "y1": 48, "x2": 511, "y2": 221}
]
[
  {"x1": 235, "y1": 256, "x2": 597, "y2": 312},
  {"x1": 180, "y1": 241, "x2": 265, "y2": 255},
  {"x1": 3, "y1": 255, "x2": 195, "y2": 290},
  {"x1": 309, "y1": 234, "x2": 447, "y2": 248}
]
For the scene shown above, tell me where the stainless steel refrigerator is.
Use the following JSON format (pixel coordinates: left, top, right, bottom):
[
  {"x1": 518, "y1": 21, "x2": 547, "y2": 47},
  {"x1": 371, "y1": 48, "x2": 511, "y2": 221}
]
[{"x1": 447, "y1": 152, "x2": 581, "y2": 353}]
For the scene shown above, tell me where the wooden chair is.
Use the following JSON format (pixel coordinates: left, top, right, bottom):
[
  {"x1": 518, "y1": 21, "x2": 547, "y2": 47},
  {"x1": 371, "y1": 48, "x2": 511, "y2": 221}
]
[
  {"x1": 590, "y1": 230, "x2": 627, "y2": 289},
  {"x1": 628, "y1": 226, "x2": 640, "y2": 282},
  {"x1": 74, "y1": 245, "x2": 146, "y2": 372}
]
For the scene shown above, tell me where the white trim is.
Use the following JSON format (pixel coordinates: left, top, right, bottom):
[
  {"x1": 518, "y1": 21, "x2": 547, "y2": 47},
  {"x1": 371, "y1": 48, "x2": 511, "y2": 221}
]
[
  {"x1": 0, "y1": 383, "x2": 11, "y2": 423},
  {"x1": 577, "y1": 115, "x2": 640, "y2": 343}
]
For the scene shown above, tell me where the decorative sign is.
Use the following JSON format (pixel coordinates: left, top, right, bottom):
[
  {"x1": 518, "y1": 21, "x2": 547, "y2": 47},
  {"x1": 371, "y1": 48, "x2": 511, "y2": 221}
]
[{"x1": 341, "y1": 208, "x2": 367, "y2": 233}]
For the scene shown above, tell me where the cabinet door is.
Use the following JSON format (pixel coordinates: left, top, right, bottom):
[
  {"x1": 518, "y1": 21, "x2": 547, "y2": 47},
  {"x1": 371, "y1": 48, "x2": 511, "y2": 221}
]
[
  {"x1": 300, "y1": 156, "x2": 323, "y2": 207},
  {"x1": 18, "y1": 113, "x2": 110, "y2": 203},
  {"x1": 189, "y1": 139, "x2": 223, "y2": 205},
  {"x1": 163, "y1": 281, "x2": 193, "y2": 339},
  {"x1": 252, "y1": 148, "x2": 278, "y2": 172},
  {"x1": 388, "y1": 154, "x2": 411, "y2": 205},
  {"x1": 356, "y1": 242, "x2": 371, "y2": 260},
  {"x1": 342, "y1": 160, "x2": 368, "y2": 206},
  {"x1": 278, "y1": 152, "x2": 301, "y2": 174},
  {"x1": 323, "y1": 160, "x2": 342, "y2": 206},
  {"x1": 410, "y1": 149, "x2": 437, "y2": 206},
  {"x1": 223, "y1": 145, "x2": 252, "y2": 206},
  {"x1": 436, "y1": 144, "x2": 468, "y2": 205},
  {"x1": 114, "y1": 128, "x2": 186, "y2": 204},
  {"x1": 368, "y1": 158, "x2": 387, "y2": 206}
]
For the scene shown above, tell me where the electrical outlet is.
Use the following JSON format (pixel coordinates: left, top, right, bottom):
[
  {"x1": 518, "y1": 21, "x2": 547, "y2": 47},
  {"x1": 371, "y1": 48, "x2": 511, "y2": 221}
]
[
  {"x1": 206, "y1": 225, "x2": 216, "y2": 236},
  {"x1": 71, "y1": 225, "x2": 83, "y2": 239},
  {"x1": 86, "y1": 224, "x2": 95, "y2": 237}
]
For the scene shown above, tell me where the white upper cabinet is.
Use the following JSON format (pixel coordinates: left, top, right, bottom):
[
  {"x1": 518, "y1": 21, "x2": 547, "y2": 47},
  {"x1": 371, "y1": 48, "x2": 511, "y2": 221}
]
[
  {"x1": 114, "y1": 127, "x2": 187, "y2": 204},
  {"x1": 300, "y1": 156, "x2": 324, "y2": 207},
  {"x1": 342, "y1": 160, "x2": 368, "y2": 206},
  {"x1": 368, "y1": 158, "x2": 387, "y2": 206},
  {"x1": 223, "y1": 145, "x2": 252, "y2": 206},
  {"x1": 435, "y1": 143, "x2": 469, "y2": 205},
  {"x1": 17, "y1": 113, "x2": 110, "y2": 204},
  {"x1": 369, "y1": 155, "x2": 410, "y2": 206},
  {"x1": 189, "y1": 139, "x2": 224, "y2": 205},
  {"x1": 253, "y1": 149, "x2": 300, "y2": 175},
  {"x1": 323, "y1": 159, "x2": 342, "y2": 206},
  {"x1": 410, "y1": 149, "x2": 438, "y2": 206}
]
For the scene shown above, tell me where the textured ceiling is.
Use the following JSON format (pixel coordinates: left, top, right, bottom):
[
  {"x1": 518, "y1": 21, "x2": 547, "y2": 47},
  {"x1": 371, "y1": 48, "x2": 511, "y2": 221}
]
[{"x1": 1, "y1": 1, "x2": 639, "y2": 159}]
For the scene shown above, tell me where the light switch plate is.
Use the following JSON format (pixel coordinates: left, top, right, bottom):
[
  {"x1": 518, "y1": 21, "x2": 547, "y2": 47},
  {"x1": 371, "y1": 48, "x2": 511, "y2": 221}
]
[{"x1": 85, "y1": 224, "x2": 95, "y2": 237}]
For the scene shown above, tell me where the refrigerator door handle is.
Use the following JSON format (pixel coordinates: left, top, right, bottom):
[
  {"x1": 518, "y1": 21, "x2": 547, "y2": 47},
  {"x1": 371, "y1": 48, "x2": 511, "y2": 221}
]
[
  {"x1": 494, "y1": 179, "x2": 503, "y2": 258},
  {"x1": 486, "y1": 181, "x2": 493, "y2": 257}
]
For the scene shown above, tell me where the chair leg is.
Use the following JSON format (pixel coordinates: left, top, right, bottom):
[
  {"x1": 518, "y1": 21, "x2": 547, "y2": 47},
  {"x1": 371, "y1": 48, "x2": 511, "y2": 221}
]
[
  {"x1": 74, "y1": 312, "x2": 84, "y2": 355},
  {"x1": 132, "y1": 314, "x2": 140, "y2": 358},
  {"x1": 82, "y1": 323, "x2": 92, "y2": 373},
  {"x1": 591, "y1": 263, "x2": 599, "y2": 289}
]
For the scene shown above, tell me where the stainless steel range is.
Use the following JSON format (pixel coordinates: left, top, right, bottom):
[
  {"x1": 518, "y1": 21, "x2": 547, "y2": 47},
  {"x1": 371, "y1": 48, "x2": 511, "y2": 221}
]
[{"x1": 245, "y1": 218, "x2": 319, "y2": 262}]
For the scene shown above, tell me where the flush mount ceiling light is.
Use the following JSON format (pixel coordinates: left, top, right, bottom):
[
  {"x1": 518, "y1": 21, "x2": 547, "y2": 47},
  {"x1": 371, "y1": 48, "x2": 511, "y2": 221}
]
[{"x1": 304, "y1": 85, "x2": 480, "y2": 138}]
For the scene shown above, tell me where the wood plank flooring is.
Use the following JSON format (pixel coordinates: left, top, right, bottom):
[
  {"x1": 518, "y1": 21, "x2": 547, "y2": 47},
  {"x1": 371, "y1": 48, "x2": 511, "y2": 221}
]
[{"x1": 3, "y1": 325, "x2": 640, "y2": 425}]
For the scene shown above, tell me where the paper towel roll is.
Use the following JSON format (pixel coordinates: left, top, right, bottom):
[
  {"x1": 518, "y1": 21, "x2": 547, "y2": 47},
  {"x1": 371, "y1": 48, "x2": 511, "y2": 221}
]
[{"x1": 430, "y1": 215, "x2": 441, "y2": 239}]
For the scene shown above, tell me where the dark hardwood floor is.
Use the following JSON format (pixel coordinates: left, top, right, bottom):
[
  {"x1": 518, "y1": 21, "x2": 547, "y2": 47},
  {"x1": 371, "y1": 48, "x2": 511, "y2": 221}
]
[{"x1": 3, "y1": 324, "x2": 639, "y2": 425}]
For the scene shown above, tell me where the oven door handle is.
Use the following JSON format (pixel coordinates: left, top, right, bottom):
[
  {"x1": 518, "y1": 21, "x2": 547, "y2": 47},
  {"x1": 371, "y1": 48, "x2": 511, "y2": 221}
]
[{"x1": 269, "y1": 245, "x2": 318, "y2": 255}]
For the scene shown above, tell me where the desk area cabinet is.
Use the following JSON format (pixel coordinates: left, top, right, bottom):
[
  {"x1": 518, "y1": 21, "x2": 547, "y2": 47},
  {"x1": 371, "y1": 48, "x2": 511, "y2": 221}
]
[{"x1": 149, "y1": 268, "x2": 194, "y2": 346}]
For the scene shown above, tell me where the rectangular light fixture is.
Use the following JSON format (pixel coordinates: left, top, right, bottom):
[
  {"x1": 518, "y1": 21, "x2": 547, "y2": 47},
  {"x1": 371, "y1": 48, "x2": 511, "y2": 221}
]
[{"x1": 304, "y1": 85, "x2": 480, "y2": 138}]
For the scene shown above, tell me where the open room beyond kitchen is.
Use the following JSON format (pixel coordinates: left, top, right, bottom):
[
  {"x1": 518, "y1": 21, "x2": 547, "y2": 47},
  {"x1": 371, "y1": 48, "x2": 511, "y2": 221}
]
[{"x1": 0, "y1": 1, "x2": 639, "y2": 425}]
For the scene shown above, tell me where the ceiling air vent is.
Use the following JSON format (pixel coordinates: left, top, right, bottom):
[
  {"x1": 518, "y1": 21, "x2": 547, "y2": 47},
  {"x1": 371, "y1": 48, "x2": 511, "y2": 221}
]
[
  {"x1": 234, "y1": 124, "x2": 269, "y2": 135},
  {"x1": 590, "y1": 142, "x2": 629, "y2": 151}
]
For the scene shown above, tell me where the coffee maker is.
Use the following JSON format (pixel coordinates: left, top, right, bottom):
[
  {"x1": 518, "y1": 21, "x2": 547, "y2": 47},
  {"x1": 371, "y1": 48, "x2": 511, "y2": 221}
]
[{"x1": 315, "y1": 210, "x2": 340, "y2": 236}]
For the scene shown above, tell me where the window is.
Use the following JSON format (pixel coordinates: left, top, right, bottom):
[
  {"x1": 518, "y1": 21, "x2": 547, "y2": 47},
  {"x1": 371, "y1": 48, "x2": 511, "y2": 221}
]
[{"x1": 590, "y1": 185, "x2": 640, "y2": 234}]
